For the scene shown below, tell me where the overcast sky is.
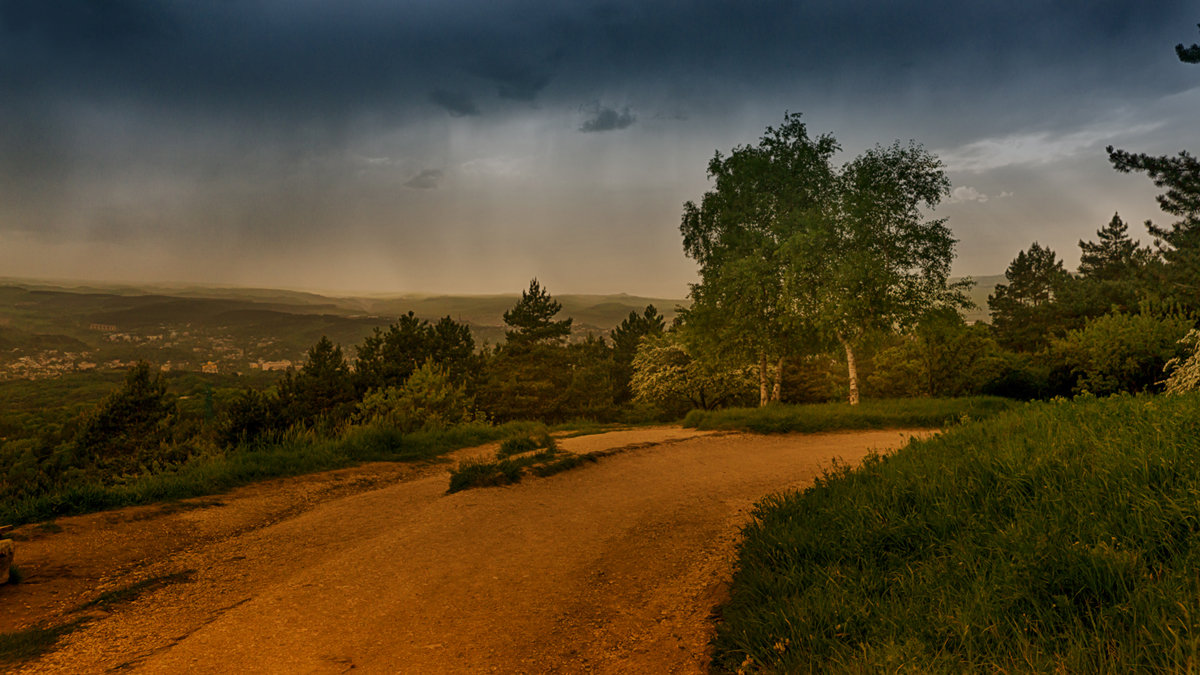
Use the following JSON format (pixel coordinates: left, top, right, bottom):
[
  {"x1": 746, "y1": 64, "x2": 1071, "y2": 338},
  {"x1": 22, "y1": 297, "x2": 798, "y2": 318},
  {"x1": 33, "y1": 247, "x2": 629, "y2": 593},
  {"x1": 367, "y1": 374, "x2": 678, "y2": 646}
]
[{"x1": 1, "y1": 1, "x2": 1197, "y2": 296}]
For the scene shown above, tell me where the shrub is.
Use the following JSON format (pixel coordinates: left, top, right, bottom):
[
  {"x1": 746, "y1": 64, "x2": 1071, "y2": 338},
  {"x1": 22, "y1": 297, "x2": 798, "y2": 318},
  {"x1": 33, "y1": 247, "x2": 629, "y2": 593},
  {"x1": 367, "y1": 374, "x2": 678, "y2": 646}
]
[
  {"x1": 1164, "y1": 329, "x2": 1200, "y2": 394},
  {"x1": 357, "y1": 361, "x2": 473, "y2": 432},
  {"x1": 1053, "y1": 311, "x2": 1191, "y2": 395}
]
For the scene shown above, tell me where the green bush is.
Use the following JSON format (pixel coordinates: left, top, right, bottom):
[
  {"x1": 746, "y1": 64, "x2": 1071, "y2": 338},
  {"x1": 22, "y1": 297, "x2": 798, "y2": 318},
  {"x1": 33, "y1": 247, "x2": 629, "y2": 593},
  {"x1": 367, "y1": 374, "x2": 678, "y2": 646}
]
[
  {"x1": 1053, "y1": 311, "x2": 1191, "y2": 395},
  {"x1": 356, "y1": 361, "x2": 474, "y2": 432}
]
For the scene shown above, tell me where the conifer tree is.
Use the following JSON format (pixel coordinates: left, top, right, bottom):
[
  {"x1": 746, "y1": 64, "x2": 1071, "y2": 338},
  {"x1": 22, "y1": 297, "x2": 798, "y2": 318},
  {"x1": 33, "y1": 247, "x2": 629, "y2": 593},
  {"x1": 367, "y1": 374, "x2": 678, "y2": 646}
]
[
  {"x1": 988, "y1": 243, "x2": 1070, "y2": 350},
  {"x1": 503, "y1": 278, "x2": 572, "y2": 346},
  {"x1": 1078, "y1": 213, "x2": 1144, "y2": 281}
]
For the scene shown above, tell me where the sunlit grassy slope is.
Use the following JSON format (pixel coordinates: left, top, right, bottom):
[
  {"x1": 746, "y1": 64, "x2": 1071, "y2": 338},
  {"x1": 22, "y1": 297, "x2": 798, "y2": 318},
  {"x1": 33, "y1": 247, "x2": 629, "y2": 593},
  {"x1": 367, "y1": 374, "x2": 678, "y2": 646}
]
[{"x1": 713, "y1": 393, "x2": 1200, "y2": 673}]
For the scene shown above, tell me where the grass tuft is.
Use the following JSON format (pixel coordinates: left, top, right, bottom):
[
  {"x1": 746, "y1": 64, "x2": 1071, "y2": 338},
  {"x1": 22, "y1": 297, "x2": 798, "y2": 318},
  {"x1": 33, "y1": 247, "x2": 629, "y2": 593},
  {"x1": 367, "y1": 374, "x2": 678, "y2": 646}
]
[{"x1": 448, "y1": 432, "x2": 587, "y2": 493}]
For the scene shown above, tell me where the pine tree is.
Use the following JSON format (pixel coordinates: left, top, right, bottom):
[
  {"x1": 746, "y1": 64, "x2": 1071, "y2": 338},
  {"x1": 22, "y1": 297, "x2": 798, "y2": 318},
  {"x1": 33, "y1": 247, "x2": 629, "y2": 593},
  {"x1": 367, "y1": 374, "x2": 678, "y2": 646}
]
[
  {"x1": 1078, "y1": 213, "x2": 1143, "y2": 281},
  {"x1": 503, "y1": 278, "x2": 572, "y2": 346},
  {"x1": 1106, "y1": 28, "x2": 1199, "y2": 308},
  {"x1": 988, "y1": 243, "x2": 1070, "y2": 350},
  {"x1": 279, "y1": 336, "x2": 356, "y2": 427},
  {"x1": 1177, "y1": 23, "x2": 1200, "y2": 63}
]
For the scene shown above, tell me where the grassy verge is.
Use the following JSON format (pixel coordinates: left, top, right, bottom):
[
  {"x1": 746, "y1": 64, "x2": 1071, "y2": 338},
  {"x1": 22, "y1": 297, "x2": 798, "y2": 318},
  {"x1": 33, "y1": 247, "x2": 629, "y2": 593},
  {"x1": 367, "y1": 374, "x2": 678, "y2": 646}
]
[
  {"x1": 448, "y1": 432, "x2": 597, "y2": 493},
  {"x1": 683, "y1": 396, "x2": 1016, "y2": 433},
  {"x1": 712, "y1": 393, "x2": 1200, "y2": 673},
  {"x1": 0, "y1": 421, "x2": 544, "y2": 526}
]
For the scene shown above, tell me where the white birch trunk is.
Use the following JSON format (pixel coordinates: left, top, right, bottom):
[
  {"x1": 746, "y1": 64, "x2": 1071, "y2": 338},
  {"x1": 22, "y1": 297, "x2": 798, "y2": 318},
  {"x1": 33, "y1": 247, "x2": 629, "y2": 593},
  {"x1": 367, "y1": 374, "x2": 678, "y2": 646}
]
[{"x1": 840, "y1": 335, "x2": 860, "y2": 406}]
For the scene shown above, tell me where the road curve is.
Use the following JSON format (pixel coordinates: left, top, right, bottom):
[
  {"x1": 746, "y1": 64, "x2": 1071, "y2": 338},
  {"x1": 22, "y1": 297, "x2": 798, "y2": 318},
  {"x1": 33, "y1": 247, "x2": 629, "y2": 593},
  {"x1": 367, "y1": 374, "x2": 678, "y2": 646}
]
[{"x1": 19, "y1": 427, "x2": 923, "y2": 674}]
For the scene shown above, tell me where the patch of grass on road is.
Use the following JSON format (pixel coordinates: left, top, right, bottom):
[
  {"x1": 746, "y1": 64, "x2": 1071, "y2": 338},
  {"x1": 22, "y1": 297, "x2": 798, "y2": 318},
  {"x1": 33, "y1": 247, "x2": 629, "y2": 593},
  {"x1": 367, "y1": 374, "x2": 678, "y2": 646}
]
[
  {"x1": 712, "y1": 393, "x2": 1200, "y2": 673},
  {"x1": 448, "y1": 432, "x2": 597, "y2": 493},
  {"x1": 683, "y1": 396, "x2": 1015, "y2": 434}
]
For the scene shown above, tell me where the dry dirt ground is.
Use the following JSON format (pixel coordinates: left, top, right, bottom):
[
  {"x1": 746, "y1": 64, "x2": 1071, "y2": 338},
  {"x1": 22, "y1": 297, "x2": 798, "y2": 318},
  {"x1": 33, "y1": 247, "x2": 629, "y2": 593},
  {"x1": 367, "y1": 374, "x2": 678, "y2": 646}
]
[{"x1": 2, "y1": 426, "x2": 927, "y2": 674}]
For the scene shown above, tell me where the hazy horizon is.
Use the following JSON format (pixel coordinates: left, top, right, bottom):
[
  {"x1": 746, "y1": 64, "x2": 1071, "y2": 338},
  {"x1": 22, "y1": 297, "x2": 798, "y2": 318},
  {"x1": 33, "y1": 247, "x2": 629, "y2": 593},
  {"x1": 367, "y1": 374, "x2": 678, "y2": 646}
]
[{"x1": 2, "y1": 2, "x2": 1196, "y2": 297}]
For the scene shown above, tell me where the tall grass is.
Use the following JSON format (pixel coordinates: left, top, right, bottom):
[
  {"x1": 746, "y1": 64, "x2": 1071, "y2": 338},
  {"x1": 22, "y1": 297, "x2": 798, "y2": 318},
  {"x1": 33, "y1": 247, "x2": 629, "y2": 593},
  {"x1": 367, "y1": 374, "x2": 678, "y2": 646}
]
[
  {"x1": 713, "y1": 393, "x2": 1200, "y2": 673},
  {"x1": 684, "y1": 396, "x2": 1015, "y2": 433},
  {"x1": 0, "y1": 421, "x2": 542, "y2": 525}
]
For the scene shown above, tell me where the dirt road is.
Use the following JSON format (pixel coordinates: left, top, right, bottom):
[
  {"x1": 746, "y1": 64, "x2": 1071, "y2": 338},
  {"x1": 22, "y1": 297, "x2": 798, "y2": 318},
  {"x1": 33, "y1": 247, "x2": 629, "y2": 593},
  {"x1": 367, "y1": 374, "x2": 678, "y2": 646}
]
[{"x1": 6, "y1": 427, "x2": 924, "y2": 673}]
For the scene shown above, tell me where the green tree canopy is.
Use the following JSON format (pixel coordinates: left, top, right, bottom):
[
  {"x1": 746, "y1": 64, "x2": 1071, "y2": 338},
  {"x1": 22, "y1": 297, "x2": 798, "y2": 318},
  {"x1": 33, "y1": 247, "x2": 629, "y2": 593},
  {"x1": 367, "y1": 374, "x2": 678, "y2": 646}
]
[
  {"x1": 74, "y1": 361, "x2": 177, "y2": 475},
  {"x1": 1078, "y1": 213, "x2": 1146, "y2": 281},
  {"x1": 809, "y1": 140, "x2": 963, "y2": 404},
  {"x1": 1177, "y1": 23, "x2": 1199, "y2": 63},
  {"x1": 503, "y1": 278, "x2": 572, "y2": 346},
  {"x1": 354, "y1": 312, "x2": 476, "y2": 392},
  {"x1": 681, "y1": 113, "x2": 838, "y2": 406},
  {"x1": 279, "y1": 336, "x2": 356, "y2": 428},
  {"x1": 988, "y1": 243, "x2": 1070, "y2": 351},
  {"x1": 1106, "y1": 34, "x2": 1199, "y2": 308},
  {"x1": 609, "y1": 305, "x2": 665, "y2": 404},
  {"x1": 680, "y1": 113, "x2": 963, "y2": 405}
]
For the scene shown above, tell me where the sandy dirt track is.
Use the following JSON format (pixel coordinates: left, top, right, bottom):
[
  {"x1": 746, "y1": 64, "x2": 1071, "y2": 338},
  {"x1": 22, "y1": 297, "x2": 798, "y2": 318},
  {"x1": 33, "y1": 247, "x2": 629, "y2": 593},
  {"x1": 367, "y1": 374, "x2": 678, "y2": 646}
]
[{"x1": 6, "y1": 427, "x2": 925, "y2": 674}]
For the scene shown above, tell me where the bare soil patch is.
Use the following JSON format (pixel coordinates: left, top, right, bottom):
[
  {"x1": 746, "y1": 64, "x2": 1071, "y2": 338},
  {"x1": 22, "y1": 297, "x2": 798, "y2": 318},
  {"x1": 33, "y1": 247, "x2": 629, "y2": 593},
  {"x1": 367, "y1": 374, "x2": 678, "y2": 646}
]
[{"x1": 2, "y1": 426, "x2": 926, "y2": 673}]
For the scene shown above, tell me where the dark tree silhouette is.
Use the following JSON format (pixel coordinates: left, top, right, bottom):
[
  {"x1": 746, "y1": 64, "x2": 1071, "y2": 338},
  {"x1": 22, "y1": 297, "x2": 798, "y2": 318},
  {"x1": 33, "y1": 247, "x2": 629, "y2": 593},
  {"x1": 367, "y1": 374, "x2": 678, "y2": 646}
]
[{"x1": 503, "y1": 278, "x2": 572, "y2": 346}]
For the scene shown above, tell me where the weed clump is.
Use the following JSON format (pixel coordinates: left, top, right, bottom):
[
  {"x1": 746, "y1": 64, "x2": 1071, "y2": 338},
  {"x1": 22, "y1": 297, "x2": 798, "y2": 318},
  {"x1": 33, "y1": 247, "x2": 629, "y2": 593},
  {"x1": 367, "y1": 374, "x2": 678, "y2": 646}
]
[{"x1": 448, "y1": 432, "x2": 591, "y2": 493}]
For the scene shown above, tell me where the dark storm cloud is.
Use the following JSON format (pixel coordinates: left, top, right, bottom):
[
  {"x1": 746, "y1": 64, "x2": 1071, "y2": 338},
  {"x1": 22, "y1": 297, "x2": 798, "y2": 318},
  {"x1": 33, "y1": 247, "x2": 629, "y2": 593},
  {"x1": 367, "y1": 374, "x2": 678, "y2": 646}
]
[
  {"x1": 3, "y1": 1, "x2": 1194, "y2": 137},
  {"x1": 405, "y1": 169, "x2": 444, "y2": 190},
  {"x1": 1, "y1": 0, "x2": 1197, "y2": 288},
  {"x1": 429, "y1": 89, "x2": 481, "y2": 117},
  {"x1": 580, "y1": 106, "x2": 636, "y2": 133}
]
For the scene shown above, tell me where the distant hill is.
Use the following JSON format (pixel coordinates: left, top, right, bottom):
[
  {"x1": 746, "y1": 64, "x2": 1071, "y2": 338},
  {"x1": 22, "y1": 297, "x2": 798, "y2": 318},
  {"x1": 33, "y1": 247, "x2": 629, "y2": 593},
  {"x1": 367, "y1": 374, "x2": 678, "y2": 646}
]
[
  {"x1": 0, "y1": 280, "x2": 688, "y2": 347},
  {"x1": 954, "y1": 273, "x2": 1004, "y2": 323}
]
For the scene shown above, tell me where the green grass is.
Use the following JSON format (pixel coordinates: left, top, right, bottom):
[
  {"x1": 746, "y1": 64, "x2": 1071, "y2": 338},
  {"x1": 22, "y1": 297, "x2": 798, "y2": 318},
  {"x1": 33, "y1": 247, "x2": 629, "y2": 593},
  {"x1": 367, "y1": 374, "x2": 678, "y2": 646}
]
[
  {"x1": 448, "y1": 431, "x2": 593, "y2": 493},
  {"x1": 0, "y1": 421, "x2": 543, "y2": 526},
  {"x1": 712, "y1": 393, "x2": 1200, "y2": 673},
  {"x1": 683, "y1": 396, "x2": 1016, "y2": 433}
]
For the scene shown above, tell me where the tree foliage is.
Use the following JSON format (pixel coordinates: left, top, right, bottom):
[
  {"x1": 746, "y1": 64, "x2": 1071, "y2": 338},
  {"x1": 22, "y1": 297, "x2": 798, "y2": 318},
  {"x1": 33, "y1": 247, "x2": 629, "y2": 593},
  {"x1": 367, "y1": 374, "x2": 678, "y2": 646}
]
[
  {"x1": 988, "y1": 243, "x2": 1071, "y2": 350},
  {"x1": 1053, "y1": 312, "x2": 1192, "y2": 396},
  {"x1": 610, "y1": 305, "x2": 666, "y2": 404},
  {"x1": 680, "y1": 113, "x2": 963, "y2": 405},
  {"x1": 73, "y1": 362, "x2": 179, "y2": 475},
  {"x1": 680, "y1": 113, "x2": 838, "y2": 405},
  {"x1": 1105, "y1": 40, "x2": 1199, "y2": 309},
  {"x1": 630, "y1": 331, "x2": 754, "y2": 414},
  {"x1": 503, "y1": 278, "x2": 572, "y2": 346},
  {"x1": 355, "y1": 312, "x2": 476, "y2": 392},
  {"x1": 869, "y1": 308, "x2": 1005, "y2": 398},
  {"x1": 1177, "y1": 23, "x2": 1200, "y2": 63},
  {"x1": 278, "y1": 336, "x2": 356, "y2": 429},
  {"x1": 356, "y1": 361, "x2": 473, "y2": 432}
]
